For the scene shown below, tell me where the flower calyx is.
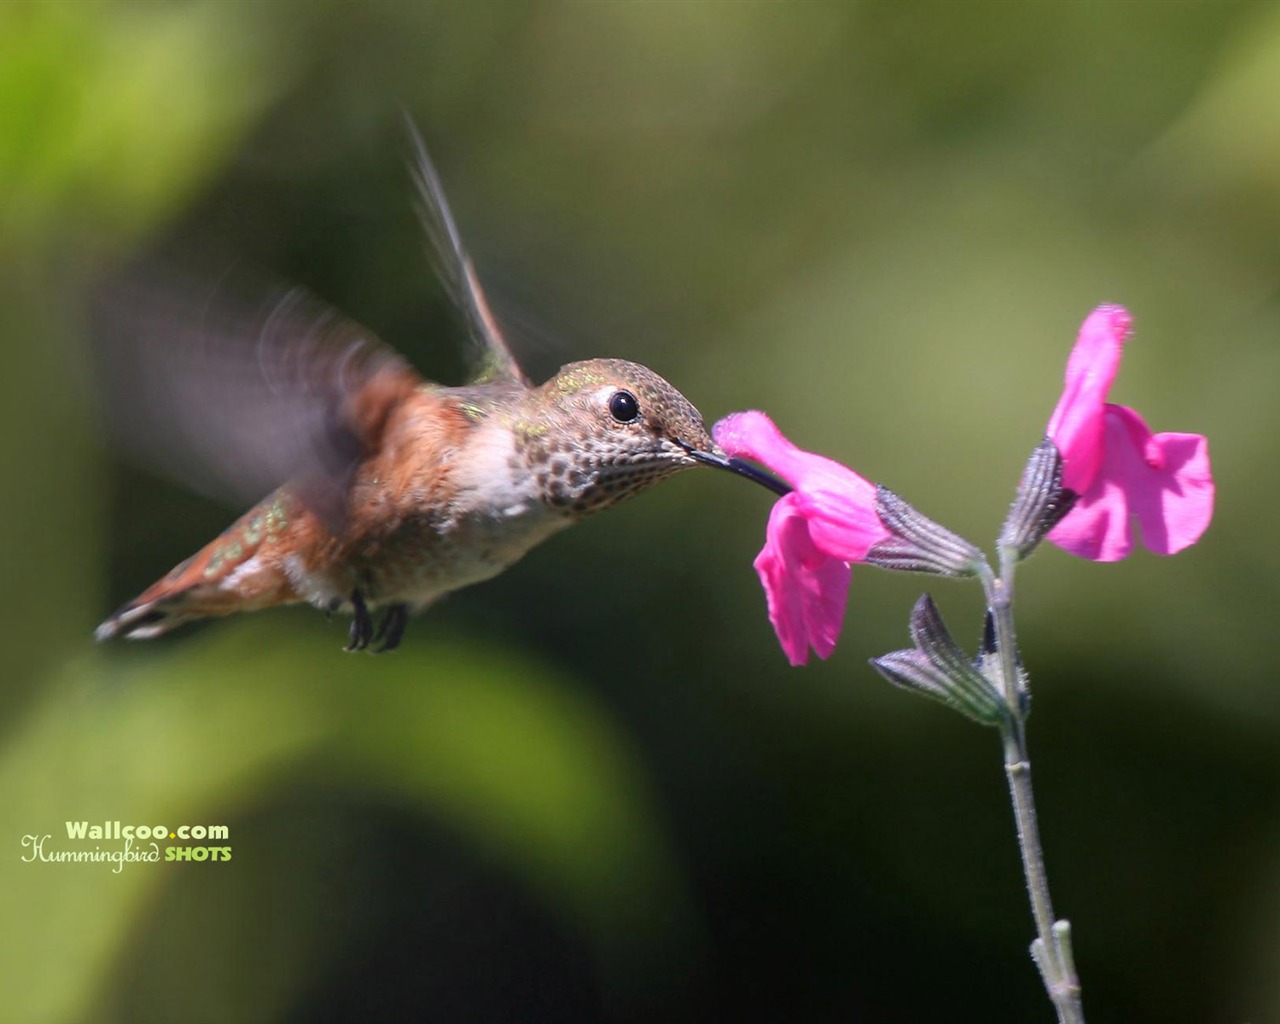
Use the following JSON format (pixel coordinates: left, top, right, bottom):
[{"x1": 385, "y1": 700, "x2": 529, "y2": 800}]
[
  {"x1": 865, "y1": 486, "x2": 984, "y2": 578},
  {"x1": 999, "y1": 438, "x2": 1078, "y2": 562}
]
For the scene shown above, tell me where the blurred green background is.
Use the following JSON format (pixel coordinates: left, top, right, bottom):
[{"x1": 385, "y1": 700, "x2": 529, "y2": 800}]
[{"x1": 2, "y1": 2, "x2": 1278, "y2": 1021}]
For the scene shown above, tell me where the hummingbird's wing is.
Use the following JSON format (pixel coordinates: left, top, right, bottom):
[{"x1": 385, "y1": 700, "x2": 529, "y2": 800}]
[
  {"x1": 404, "y1": 116, "x2": 532, "y2": 388},
  {"x1": 92, "y1": 266, "x2": 423, "y2": 533}
]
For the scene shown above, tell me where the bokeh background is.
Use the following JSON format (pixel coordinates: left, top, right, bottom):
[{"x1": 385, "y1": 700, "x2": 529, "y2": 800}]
[{"x1": 3, "y1": 2, "x2": 1278, "y2": 1021}]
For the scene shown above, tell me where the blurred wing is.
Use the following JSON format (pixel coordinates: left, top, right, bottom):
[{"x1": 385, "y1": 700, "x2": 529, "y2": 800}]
[
  {"x1": 404, "y1": 115, "x2": 530, "y2": 387},
  {"x1": 92, "y1": 265, "x2": 423, "y2": 532}
]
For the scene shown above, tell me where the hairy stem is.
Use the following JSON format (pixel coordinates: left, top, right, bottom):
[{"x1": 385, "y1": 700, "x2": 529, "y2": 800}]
[{"x1": 982, "y1": 556, "x2": 1085, "y2": 1024}]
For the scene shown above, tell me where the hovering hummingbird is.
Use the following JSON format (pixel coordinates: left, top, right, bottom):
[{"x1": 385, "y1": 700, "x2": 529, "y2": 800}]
[{"x1": 94, "y1": 127, "x2": 786, "y2": 651}]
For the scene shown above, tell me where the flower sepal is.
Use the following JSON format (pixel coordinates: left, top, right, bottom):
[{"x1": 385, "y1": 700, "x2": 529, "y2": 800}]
[
  {"x1": 865, "y1": 486, "x2": 984, "y2": 578},
  {"x1": 976, "y1": 609, "x2": 1029, "y2": 714},
  {"x1": 999, "y1": 439, "x2": 1078, "y2": 562},
  {"x1": 869, "y1": 594, "x2": 1008, "y2": 727}
]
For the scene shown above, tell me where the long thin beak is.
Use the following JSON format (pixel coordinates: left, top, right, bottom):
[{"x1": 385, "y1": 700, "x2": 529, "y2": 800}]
[{"x1": 679, "y1": 443, "x2": 793, "y2": 497}]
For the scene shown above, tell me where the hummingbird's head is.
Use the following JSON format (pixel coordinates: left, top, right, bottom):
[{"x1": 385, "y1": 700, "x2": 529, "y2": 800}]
[{"x1": 524, "y1": 358, "x2": 789, "y2": 518}]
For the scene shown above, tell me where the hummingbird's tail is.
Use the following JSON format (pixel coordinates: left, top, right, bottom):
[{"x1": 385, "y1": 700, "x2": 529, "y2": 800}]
[{"x1": 96, "y1": 497, "x2": 302, "y2": 641}]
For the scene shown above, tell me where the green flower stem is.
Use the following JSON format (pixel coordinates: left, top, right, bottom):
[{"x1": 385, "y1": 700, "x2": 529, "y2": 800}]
[{"x1": 981, "y1": 556, "x2": 1085, "y2": 1024}]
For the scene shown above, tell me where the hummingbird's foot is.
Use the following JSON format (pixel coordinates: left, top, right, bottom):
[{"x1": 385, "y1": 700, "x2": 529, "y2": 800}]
[
  {"x1": 372, "y1": 603, "x2": 409, "y2": 654},
  {"x1": 346, "y1": 590, "x2": 374, "y2": 651}
]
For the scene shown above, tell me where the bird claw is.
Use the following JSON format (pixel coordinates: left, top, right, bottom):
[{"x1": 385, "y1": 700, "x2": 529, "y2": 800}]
[
  {"x1": 346, "y1": 593, "x2": 408, "y2": 653},
  {"x1": 372, "y1": 603, "x2": 408, "y2": 654},
  {"x1": 346, "y1": 590, "x2": 374, "y2": 651}
]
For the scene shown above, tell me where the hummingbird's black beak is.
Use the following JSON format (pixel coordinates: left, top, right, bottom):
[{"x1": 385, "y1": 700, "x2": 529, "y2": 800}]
[{"x1": 678, "y1": 442, "x2": 793, "y2": 497}]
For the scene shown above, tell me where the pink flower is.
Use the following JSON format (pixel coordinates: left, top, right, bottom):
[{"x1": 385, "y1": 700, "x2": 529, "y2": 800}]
[
  {"x1": 1046, "y1": 306, "x2": 1214, "y2": 561},
  {"x1": 714, "y1": 412, "x2": 891, "y2": 665}
]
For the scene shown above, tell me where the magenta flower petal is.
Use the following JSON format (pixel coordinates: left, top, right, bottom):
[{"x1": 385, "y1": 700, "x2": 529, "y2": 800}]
[
  {"x1": 1046, "y1": 304, "x2": 1132, "y2": 493},
  {"x1": 1046, "y1": 306, "x2": 1214, "y2": 561},
  {"x1": 714, "y1": 411, "x2": 890, "y2": 561},
  {"x1": 715, "y1": 411, "x2": 886, "y2": 664},
  {"x1": 1048, "y1": 405, "x2": 1214, "y2": 560},
  {"x1": 715, "y1": 411, "x2": 873, "y2": 498},
  {"x1": 754, "y1": 495, "x2": 852, "y2": 666},
  {"x1": 794, "y1": 490, "x2": 893, "y2": 564}
]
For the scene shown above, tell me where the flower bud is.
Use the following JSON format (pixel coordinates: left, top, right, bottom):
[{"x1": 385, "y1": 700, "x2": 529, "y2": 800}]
[{"x1": 869, "y1": 594, "x2": 1007, "y2": 726}]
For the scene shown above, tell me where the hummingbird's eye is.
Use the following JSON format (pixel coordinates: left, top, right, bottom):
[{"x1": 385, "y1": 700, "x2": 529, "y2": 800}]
[{"x1": 608, "y1": 390, "x2": 640, "y2": 423}]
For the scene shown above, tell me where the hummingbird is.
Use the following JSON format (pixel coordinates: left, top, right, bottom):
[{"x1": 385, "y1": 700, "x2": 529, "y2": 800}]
[{"x1": 94, "y1": 127, "x2": 787, "y2": 652}]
